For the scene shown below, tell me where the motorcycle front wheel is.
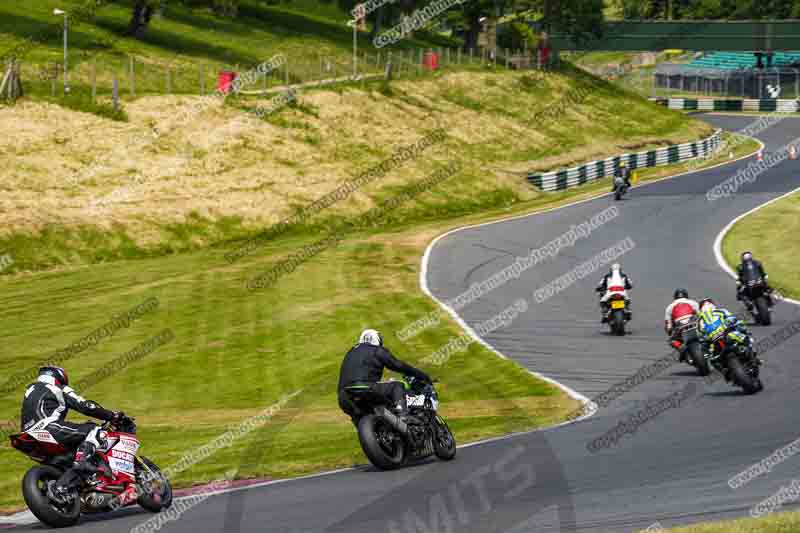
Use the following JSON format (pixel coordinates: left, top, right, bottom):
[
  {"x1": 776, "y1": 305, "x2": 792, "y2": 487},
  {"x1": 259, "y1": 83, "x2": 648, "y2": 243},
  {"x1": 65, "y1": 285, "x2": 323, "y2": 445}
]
[
  {"x1": 22, "y1": 465, "x2": 80, "y2": 528},
  {"x1": 136, "y1": 456, "x2": 173, "y2": 513},
  {"x1": 728, "y1": 357, "x2": 762, "y2": 395},
  {"x1": 433, "y1": 415, "x2": 456, "y2": 461},
  {"x1": 358, "y1": 414, "x2": 405, "y2": 470}
]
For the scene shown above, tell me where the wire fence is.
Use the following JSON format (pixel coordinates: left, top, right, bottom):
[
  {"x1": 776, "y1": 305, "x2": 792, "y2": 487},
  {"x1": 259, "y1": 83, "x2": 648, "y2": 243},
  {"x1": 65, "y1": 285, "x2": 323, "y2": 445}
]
[
  {"x1": 653, "y1": 64, "x2": 800, "y2": 99},
  {"x1": 4, "y1": 46, "x2": 555, "y2": 104}
]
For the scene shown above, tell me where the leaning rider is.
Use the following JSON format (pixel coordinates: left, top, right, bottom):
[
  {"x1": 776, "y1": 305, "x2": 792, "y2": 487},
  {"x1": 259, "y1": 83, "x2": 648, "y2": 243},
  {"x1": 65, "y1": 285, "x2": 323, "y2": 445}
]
[
  {"x1": 595, "y1": 263, "x2": 633, "y2": 323},
  {"x1": 20, "y1": 366, "x2": 128, "y2": 504},
  {"x1": 664, "y1": 288, "x2": 699, "y2": 361},
  {"x1": 696, "y1": 298, "x2": 758, "y2": 364},
  {"x1": 736, "y1": 251, "x2": 774, "y2": 308},
  {"x1": 338, "y1": 329, "x2": 431, "y2": 427}
]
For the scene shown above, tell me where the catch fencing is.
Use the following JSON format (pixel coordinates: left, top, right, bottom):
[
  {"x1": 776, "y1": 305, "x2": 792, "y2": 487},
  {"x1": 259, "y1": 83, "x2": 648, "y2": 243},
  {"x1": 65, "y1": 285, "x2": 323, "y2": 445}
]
[
  {"x1": 7, "y1": 46, "x2": 551, "y2": 103},
  {"x1": 528, "y1": 130, "x2": 722, "y2": 192}
]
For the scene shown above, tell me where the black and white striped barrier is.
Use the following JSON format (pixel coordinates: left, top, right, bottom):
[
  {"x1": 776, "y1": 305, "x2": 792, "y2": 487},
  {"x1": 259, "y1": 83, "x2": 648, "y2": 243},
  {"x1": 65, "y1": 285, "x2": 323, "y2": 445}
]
[
  {"x1": 528, "y1": 130, "x2": 722, "y2": 192},
  {"x1": 650, "y1": 97, "x2": 800, "y2": 113}
]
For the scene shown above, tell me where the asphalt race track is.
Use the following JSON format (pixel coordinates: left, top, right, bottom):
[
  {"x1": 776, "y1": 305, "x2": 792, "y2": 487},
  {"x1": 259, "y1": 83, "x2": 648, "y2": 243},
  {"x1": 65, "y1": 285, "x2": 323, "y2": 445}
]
[{"x1": 11, "y1": 115, "x2": 800, "y2": 532}]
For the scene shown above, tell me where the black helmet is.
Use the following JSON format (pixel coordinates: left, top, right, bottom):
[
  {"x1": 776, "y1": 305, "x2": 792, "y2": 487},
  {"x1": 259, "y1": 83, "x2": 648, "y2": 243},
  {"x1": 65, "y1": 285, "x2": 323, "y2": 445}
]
[
  {"x1": 673, "y1": 288, "x2": 688, "y2": 299},
  {"x1": 741, "y1": 251, "x2": 753, "y2": 262},
  {"x1": 39, "y1": 366, "x2": 69, "y2": 387}
]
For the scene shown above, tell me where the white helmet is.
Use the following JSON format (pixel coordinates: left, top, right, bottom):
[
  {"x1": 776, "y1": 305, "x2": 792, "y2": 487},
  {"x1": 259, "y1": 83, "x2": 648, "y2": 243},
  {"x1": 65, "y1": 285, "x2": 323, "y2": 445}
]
[
  {"x1": 699, "y1": 298, "x2": 716, "y2": 313},
  {"x1": 358, "y1": 329, "x2": 383, "y2": 347},
  {"x1": 611, "y1": 263, "x2": 621, "y2": 271}
]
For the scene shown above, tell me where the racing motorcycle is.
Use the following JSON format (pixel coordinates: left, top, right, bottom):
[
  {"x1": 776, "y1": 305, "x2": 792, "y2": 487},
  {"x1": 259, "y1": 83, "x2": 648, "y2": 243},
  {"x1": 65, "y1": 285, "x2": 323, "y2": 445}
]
[
  {"x1": 669, "y1": 315, "x2": 710, "y2": 376},
  {"x1": 345, "y1": 376, "x2": 456, "y2": 470},
  {"x1": 9, "y1": 415, "x2": 172, "y2": 528},
  {"x1": 705, "y1": 326, "x2": 763, "y2": 394},
  {"x1": 603, "y1": 290, "x2": 631, "y2": 336},
  {"x1": 740, "y1": 277, "x2": 772, "y2": 326},
  {"x1": 613, "y1": 175, "x2": 628, "y2": 201}
]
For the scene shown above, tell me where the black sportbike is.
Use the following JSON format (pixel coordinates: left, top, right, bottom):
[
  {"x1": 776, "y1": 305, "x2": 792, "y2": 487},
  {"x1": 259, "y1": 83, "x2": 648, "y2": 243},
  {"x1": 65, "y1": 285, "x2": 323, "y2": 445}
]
[
  {"x1": 706, "y1": 327, "x2": 763, "y2": 394},
  {"x1": 740, "y1": 277, "x2": 773, "y2": 326},
  {"x1": 345, "y1": 376, "x2": 456, "y2": 470},
  {"x1": 613, "y1": 175, "x2": 628, "y2": 201}
]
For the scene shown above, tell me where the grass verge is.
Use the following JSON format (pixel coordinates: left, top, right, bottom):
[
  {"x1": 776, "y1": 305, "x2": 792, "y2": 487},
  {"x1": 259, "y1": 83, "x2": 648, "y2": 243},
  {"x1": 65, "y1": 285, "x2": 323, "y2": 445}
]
[
  {"x1": 658, "y1": 510, "x2": 800, "y2": 532},
  {"x1": 722, "y1": 189, "x2": 800, "y2": 300}
]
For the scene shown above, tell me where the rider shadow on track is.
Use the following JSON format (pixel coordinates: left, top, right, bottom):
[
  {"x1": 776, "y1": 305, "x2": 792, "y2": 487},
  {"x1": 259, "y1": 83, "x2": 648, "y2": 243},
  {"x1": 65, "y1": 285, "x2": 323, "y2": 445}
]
[
  {"x1": 321, "y1": 431, "x2": 577, "y2": 533},
  {"x1": 355, "y1": 456, "x2": 437, "y2": 474}
]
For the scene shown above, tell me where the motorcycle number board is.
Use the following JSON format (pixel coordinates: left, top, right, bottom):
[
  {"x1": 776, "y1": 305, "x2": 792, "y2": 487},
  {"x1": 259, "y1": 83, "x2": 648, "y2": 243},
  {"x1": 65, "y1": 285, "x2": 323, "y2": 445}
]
[{"x1": 611, "y1": 300, "x2": 625, "y2": 309}]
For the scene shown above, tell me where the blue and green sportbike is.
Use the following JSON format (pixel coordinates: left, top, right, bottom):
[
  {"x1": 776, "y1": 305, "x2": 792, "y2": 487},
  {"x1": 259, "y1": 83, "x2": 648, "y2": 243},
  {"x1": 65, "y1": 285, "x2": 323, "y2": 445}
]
[{"x1": 697, "y1": 300, "x2": 763, "y2": 394}]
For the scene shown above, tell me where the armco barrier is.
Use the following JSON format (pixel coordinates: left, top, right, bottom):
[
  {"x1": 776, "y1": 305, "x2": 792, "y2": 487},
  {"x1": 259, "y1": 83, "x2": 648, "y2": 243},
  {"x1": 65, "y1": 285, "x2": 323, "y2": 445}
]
[
  {"x1": 652, "y1": 98, "x2": 800, "y2": 113},
  {"x1": 528, "y1": 129, "x2": 722, "y2": 192}
]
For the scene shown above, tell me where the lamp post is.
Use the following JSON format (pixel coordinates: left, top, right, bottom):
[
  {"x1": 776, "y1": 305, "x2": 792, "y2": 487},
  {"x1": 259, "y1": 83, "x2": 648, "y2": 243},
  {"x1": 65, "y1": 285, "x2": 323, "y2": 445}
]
[{"x1": 53, "y1": 8, "x2": 69, "y2": 94}]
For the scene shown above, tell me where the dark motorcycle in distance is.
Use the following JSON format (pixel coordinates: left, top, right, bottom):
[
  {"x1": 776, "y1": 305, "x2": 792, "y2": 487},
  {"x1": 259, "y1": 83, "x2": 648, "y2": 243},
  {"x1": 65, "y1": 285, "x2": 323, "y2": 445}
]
[
  {"x1": 345, "y1": 376, "x2": 456, "y2": 470},
  {"x1": 741, "y1": 278, "x2": 773, "y2": 325},
  {"x1": 613, "y1": 175, "x2": 628, "y2": 201},
  {"x1": 670, "y1": 316, "x2": 710, "y2": 376},
  {"x1": 706, "y1": 327, "x2": 763, "y2": 394},
  {"x1": 9, "y1": 415, "x2": 172, "y2": 528}
]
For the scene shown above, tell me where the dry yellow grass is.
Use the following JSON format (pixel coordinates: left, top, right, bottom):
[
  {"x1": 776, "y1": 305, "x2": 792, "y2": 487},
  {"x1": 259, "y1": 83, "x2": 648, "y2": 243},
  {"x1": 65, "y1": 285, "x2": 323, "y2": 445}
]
[{"x1": 0, "y1": 70, "x2": 710, "y2": 248}]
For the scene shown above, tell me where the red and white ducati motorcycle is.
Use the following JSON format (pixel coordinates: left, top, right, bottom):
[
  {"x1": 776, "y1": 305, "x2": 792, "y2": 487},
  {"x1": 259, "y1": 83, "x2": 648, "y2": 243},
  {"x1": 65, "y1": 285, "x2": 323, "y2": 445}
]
[{"x1": 9, "y1": 415, "x2": 172, "y2": 528}]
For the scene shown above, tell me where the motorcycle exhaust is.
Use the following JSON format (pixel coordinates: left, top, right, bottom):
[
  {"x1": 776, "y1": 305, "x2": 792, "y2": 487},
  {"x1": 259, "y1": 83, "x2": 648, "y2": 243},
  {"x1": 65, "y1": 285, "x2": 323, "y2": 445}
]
[{"x1": 376, "y1": 407, "x2": 408, "y2": 435}]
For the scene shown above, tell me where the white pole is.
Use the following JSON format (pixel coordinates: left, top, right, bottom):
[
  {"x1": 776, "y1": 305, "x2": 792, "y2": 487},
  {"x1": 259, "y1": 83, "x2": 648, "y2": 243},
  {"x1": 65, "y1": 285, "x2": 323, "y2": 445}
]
[
  {"x1": 353, "y1": 21, "x2": 357, "y2": 78},
  {"x1": 64, "y1": 13, "x2": 69, "y2": 94}
]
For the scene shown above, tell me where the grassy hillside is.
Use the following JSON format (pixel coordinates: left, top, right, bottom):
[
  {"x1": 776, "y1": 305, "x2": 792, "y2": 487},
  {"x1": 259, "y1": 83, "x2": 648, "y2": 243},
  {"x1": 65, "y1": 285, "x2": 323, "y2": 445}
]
[
  {"x1": 0, "y1": 66, "x2": 713, "y2": 272},
  {"x1": 1, "y1": 0, "x2": 452, "y2": 100}
]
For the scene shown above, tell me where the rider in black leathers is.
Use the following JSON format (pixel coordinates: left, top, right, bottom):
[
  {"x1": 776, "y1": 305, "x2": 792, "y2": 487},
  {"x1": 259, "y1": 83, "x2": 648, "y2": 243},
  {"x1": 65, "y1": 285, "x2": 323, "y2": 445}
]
[
  {"x1": 338, "y1": 329, "x2": 431, "y2": 426},
  {"x1": 20, "y1": 366, "x2": 125, "y2": 504},
  {"x1": 736, "y1": 251, "x2": 774, "y2": 307},
  {"x1": 613, "y1": 160, "x2": 632, "y2": 191}
]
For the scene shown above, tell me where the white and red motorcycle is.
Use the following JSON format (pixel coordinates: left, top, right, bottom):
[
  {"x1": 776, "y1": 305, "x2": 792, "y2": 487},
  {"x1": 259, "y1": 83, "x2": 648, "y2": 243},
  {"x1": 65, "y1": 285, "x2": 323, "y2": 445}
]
[
  {"x1": 601, "y1": 284, "x2": 631, "y2": 336},
  {"x1": 9, "y1": 415, "x2": 172, "y2": 528}
]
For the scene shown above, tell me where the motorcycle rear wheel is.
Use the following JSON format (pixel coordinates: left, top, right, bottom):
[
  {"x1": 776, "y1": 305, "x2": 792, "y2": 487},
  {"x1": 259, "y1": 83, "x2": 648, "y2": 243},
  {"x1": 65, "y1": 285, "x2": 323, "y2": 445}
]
[
  {"x1": 728, "y1": 357, "x2": 762, "y2": 395},
  {"x1": 22, "y1": 465, "x2": 80, "y2": 528},
  {"x1": 755, "y1": 296, "x2": 771, "y2": 326},
  {"x1": 610, "y1": 310, "x2": 626, "y2": 336},
  {"x1": 688, "y1": 342, "x2": 710, "y2": 376},
  {"x1": 358, "y1": 415, "x2": 405, "y2": 470},
  {"x1": 433, "y1": 416, "x2": 456, "y2": 461}
]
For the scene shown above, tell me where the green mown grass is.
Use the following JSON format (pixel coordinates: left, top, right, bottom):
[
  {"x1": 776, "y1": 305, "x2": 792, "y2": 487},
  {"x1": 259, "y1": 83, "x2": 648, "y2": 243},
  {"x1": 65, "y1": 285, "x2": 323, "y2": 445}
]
[
  {"x1": 659, "y1": 510, "x2": 800, "y2": 532},
  {"x1": 722, "y1": 189, "x2": 800, "y2": 301}
]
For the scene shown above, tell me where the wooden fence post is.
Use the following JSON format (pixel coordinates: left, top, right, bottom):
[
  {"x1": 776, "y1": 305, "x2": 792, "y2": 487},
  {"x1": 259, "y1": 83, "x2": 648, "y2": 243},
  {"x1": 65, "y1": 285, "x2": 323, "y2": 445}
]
[
  {"x1": 112, "y1": 75, "x2": 119, "y2": 111},
  {"x1": 129, "y1": 56, "x2": 135, "y2": 97},
  {"x1": 91, "y1": 60, "x2": 97, "y2": 102}
]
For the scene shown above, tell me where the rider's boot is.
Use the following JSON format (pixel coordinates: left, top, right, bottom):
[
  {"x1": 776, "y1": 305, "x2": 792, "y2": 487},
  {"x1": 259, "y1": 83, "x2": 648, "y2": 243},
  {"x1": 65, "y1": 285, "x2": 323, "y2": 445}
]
[{"x1": 50, "y1": 441, "x2": 99, "y2": 504}]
